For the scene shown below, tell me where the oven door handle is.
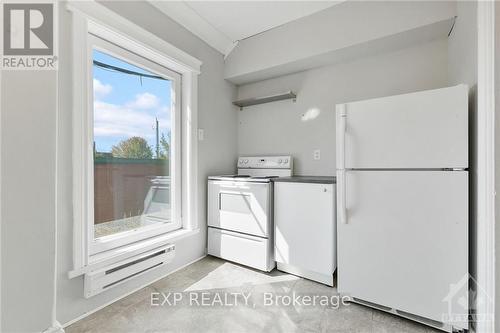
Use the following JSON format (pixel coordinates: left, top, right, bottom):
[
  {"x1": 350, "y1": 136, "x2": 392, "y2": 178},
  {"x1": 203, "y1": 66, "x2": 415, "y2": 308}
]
[
  {"x1": 219, "y1": 184, "x2": 248, "y2": 189},
  {"x1": 212, "y1": 181, "x2": 267, "y2": 188}
]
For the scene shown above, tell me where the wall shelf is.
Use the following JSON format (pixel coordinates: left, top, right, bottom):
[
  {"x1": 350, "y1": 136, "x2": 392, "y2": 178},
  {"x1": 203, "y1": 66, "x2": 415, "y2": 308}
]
[{"x1": 233, "y1": 91, "x2": 296, "y2": 110}]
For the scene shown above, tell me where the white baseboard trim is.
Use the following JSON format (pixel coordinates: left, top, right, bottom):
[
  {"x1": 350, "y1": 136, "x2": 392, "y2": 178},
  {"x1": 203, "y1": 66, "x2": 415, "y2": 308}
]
[
  {"x1": 43, "y1": 321, "x2": 65, "y2": 333},
  {"x1": 61, "y1": 255, "x2": 207, "y2": 328}
]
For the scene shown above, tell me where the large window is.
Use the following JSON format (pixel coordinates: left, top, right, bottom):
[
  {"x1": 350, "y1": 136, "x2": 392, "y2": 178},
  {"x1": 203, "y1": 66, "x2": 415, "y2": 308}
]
[
  {"x1": 69, "y1": 4, "x2": 201, "y2": 275},
  {"x1": 89, "y1": 35, "x2": 182, "y2": 254}
]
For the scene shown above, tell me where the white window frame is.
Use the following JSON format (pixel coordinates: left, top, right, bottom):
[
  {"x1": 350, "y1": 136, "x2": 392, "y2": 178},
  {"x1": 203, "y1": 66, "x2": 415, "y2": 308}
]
[
  {"x1": 89, "y1": 35, "x2": 182, "y2": 254},
  {"x1": 67, "y1": 1, "x2": 201, "y2": 276}
]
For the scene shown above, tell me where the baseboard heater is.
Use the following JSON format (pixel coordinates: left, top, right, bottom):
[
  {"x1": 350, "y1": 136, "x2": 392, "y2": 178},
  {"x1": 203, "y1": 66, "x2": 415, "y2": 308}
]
[{"x1": 84, "y1": 244, "x2": 175, "y2": 298}]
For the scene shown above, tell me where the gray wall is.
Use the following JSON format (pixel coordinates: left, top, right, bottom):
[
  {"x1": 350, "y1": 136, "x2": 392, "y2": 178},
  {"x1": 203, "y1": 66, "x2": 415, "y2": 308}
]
[
  {"x1": 1, "y1": 71, "x2": 57, "y2": 332},
  {"x1": 236, "y1": 39, "x2": 449, "y2": 176},
  {"x1": 55, "y1": 1, "x2": 237, "y2": 326}
]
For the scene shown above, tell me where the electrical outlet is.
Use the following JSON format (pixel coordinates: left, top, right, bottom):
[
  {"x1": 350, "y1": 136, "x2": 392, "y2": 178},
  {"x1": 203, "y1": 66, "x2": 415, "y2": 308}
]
[
  {"x1": 198, "y1": 129, "x2": 204, "y2": 141},
  {"x1": 314, "y1": 149, "x2": 321, "y2": 160}
]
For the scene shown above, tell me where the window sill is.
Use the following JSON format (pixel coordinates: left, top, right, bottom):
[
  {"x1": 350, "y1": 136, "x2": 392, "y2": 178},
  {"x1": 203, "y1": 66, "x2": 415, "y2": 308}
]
[{"x1": 68, "y1": 228, "x2": 199, "y2": 279}]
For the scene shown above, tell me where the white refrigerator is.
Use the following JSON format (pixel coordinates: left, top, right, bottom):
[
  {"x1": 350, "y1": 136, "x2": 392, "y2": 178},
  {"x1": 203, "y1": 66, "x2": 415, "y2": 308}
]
[{"x1": 336, "y1": 84, "x2": 468, "y2": 332}]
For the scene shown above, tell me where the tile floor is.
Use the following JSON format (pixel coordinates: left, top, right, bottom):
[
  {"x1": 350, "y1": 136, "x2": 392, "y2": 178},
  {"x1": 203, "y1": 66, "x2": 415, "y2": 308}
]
[{"x1": 67, "y1": 256, "x2": 441, "y2": 333}]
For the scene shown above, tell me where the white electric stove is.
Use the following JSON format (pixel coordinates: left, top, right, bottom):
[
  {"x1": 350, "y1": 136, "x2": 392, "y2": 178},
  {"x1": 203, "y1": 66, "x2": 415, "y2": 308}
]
[{"x1": 207, "y1": 156, "x2": 293, "y2": 271}]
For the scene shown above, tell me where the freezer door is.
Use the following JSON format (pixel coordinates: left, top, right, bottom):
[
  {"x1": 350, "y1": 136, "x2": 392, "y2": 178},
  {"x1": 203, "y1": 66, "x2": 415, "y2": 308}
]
[
  {"x1": 339, "y1": 85, "x2": 468, "y2": 169},
  {"x1": 337, "y1": 171, "x2": 468, "y2": 330}
]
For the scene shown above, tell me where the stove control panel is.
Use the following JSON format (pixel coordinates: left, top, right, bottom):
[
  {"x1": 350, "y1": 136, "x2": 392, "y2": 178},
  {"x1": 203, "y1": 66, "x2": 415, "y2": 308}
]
[{"x1": 238, "y1": 156, "x2": 293, "y2": 169}]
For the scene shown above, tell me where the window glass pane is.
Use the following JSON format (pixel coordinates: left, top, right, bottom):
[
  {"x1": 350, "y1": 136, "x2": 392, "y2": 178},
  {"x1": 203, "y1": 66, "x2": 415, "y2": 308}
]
[{"x1": 92, "y1": 49, "x2": 173, "y2": 239}]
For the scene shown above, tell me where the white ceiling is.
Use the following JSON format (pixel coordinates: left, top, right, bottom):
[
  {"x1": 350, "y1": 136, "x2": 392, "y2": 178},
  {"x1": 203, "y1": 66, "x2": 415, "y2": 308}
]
[
  {"x1": 150, "y1": 1, "x2": 343, "y2": 56},
  {"x1": 185, "y1": 1, "x2": 341, "y2": 42}
]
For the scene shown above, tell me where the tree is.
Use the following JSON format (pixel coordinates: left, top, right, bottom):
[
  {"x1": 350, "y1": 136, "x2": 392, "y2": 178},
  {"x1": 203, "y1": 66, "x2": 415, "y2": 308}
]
[
  {"x1": 158, "y1": 132, "x2": 170, "y2": 159},
  {"x1": 111, "y1": 136, "x2": 153, "y2": 159}
]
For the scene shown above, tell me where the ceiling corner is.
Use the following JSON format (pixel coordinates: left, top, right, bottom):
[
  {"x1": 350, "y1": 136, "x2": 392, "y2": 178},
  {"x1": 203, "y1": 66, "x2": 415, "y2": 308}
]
[
  {"x1": 148, "y1": 1, "x2": 234, "y2": 56},
  {"x1": 223, "y1": 41, "x2": 239, "y2": 60}
]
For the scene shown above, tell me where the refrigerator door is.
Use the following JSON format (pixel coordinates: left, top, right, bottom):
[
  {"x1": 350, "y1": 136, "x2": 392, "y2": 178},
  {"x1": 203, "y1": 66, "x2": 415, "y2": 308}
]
[
  {"x1": 339, "y1": 84, "x2": 468, "y2": 169},
  {"x1": 337, "y1": 170, "x2": 468, "y2": 330}
]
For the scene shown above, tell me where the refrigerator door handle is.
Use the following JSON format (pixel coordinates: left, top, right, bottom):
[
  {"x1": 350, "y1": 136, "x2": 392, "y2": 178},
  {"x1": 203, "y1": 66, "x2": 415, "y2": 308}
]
[
  {"x1": 338, "y1": 169, "x2": 346, "y2": 224},
  {"x1": 336, "y1": 104, "x2": 347, "y2": 224}
]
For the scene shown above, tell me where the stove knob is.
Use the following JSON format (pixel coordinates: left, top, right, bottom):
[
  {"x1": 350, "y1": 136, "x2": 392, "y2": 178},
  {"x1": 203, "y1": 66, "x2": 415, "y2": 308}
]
[
  {"x1": 278, "y1": 159, "x2": 282, "y2": 163},
  {"x1": 284, "y1": 159, "x2": 288, "y2": 164},
  {"x1": 244, "y1": 159, "x2": 248, "y2": 164}
]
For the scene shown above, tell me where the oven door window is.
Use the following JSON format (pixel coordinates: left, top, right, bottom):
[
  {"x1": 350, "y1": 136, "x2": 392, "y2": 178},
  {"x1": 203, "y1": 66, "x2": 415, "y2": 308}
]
[
  {"x1": 220, "y1": 192, "x2": 252, "y2": 214},
  {"x1": 209, "y1": 182, "x2": 270, "y2": 237}
]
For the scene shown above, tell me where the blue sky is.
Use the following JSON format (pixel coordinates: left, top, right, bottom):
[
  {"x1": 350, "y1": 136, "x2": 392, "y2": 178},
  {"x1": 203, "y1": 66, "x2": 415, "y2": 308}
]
[{"x1": 93, "y1": 50, "x2": 172, "y2": 155}]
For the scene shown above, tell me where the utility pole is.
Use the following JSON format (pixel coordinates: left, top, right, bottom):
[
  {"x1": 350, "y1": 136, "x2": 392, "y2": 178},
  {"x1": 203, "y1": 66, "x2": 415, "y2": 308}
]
[{"x1": 155, "y1": 117, "x2": 160, "y2": 159}]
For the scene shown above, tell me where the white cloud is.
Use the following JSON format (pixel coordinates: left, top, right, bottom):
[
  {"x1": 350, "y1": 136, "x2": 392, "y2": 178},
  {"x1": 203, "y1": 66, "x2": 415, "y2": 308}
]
[
  {"x1": 93, "y1": 79, "x2": 112, "y2": 97},
  {"x1": 159, "y1": 105, "x2": 170, "y2": 115},
  {"x1": 94, "y1": 100, "x2": 170, "y2": 139},
  {"x1": 126, "y1": 92, "x2": 160, "y2": 109}
]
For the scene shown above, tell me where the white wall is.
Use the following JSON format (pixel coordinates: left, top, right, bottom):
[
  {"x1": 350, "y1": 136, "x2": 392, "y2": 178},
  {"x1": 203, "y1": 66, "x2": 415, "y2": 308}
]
[
  {"x1": 495, "y1": 3, "x2": 500, "y2": 330},
  {"x1": 448, "y1": 2, "x2": 478, "y2": 87},
  {"x1": 1, "y1": 71, "x2": 57, "y2": 332},
  {"x1": 237, "y1": 39, "x2": 449, "y2": 176},
  {"x1": 56, "y1": 1, "x2": 237, "y2": 326},
  {"x1": 225, "y1": 0, "x2": 456, "y2": 84}
]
